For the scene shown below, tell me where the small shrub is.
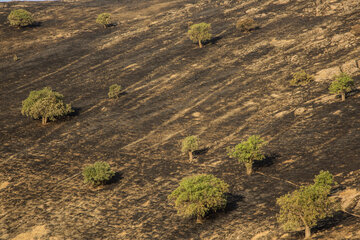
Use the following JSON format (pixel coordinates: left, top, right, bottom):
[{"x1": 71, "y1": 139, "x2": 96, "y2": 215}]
[
  {"x1": 329, "y1": 72, "x2": 354, "y2": 101},
  {"x1": 8, "y1": 9, "x2": 34, "y2": 28},
  {"x1": 181, "y1": 136, "x2": 199, "y2": 162},
  {"x1": 168, "y1": 174, "x2": 229, "y2": 222},
  {"x1": 83, "y1": 161, "x2": 115, "y2": 186},
  {"x1": 227, "y1": 135, "x2": 266, "y2": 175},
  {"x1": 188, "y1": 23, "x2": 212, "y2": 48},
  {"x1": 277, "y1": 171, "x2": 337, "y2": 239},
  {"x1": 108, "y1": 84, "x2": 122, "y2": 99},
  {"x1": 96, "y1": 13, "x2": 111, "y2": 28},
  {"x1": 21, "y1": 87, "x2": 73, "y2": 125},
  {"x1": 289, "y1": 70, "x2": 314, "y2": 86},
  {"x1": 236, "y1": 17, "x2": 257, "y2": 32}
]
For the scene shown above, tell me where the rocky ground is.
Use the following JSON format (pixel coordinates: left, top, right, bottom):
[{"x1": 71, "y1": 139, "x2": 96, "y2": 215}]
[{"x1": 0, "y1": 0, "x2": 360, "y2": 239}]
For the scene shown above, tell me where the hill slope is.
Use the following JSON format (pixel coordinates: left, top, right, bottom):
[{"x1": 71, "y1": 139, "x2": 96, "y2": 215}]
[{"x1": 0, "y1": 0, "x2": 360, "y2": 239}]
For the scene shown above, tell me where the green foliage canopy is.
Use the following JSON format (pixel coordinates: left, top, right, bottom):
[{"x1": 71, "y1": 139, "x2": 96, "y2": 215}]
[
  {"x1": 188, "y1": 23, "x2": 212, "y2": 48},
  {"x1": 329, "y1": 73, "x2": 354, "y2": 98},
  {"x1": 168, "y1": 174, "x2": 229, "y2": 220},
  {"x1": 227, "y1": 135, "x2": 266, "y2": 175},
  {"x1": 181, "y1": 135, "x2": 199, "y2": 153},
  {"x1": 21, "y1": 87, "x2": 72, "y2": 125},
  {"x1": 8, "y1": 9, "x2": 34, "y2": 28},
  {"x1": 96, "y1": 13, "x2": 111, "y2": 27},
  {"x1": 289, "y1": 70, "x2": 314, "y2": 86},
  {"x1": 83, "y1": 161, "x2": 115, "y2": 186},
  {"x1": 108, "y1": 84, "x2": 122, "y2": 99},
  {"x1": 277, "y1": 171, "x2": 337, "y2": 238}
]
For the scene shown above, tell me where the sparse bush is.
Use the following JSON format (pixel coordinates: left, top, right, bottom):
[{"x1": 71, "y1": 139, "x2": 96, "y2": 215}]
[
  {"x1": 289, "y1": 70, "x2": 314, "y2": 86},
  {"x1": 168, "y1": 174, "x2": 229, "y2": 222},
  {"x1": 8, "y1": 9, "x2": 34, "y2": 28},
  {"x1": 108, "y1": 84, "x2": 122, "y2": 99},
  {"x1": 181, "y1": 136, "x2": 199, "y2": 162},
  {"x1": 188, "y1": 23, "x2": 212, "y2": 48},
  {"x1": 96, "y1": 13, "x2": 111, "y2": 28},
  {"x1": 21, "y1": 87, "x2": 73, "y2": 125},
  {"x1": 236, "y1": 17, "x2": 257, "y2": 32},
  {"x1": 277, "y1": 171, "x2": 337, "y2": 239},
  {"x1": 329, "y1": 72, "x2": 354, "y2": 101},
  {"x1": 83, "y1": 161, "x2": 115, "y2": 186},
  {"x1": 227, "y1": 135, "x2": 266, "y2": 175}
]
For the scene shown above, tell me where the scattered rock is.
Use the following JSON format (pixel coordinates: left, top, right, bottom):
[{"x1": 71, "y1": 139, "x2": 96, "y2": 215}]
[
  {"x1": 12, "y1": 225, "x2": 48, "y2": 240},
  {"x1": 192, "y1": 112, "x2": 201, "y2": 118},
  {"x1": 315, "y1": 66, "x2": 341, "y2": 82},
  {"x1": 294, "y1": 107, "x2": 306, "y2": 116},
  {"x1": 341, "y1": 60, "x2": 359, "y2": 75},
  {"x1": 0, "y1": 181, "x2": 9, "y2": 190}
]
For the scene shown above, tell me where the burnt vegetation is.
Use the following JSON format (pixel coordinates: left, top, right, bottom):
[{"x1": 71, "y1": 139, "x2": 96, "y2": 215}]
[{"x1": 0, "y1": 0, "x2": 360, "y2": 239}]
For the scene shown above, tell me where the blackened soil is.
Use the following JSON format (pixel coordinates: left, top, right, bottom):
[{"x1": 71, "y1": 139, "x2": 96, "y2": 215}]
[{"x1": 0, "y1": 0, "x2": 360, "y2": 239}]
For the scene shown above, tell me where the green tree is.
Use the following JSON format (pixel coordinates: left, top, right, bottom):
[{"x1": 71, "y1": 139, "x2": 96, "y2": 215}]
[
  {"x1": 168, "y1": 174, "x2": 229, "y2": 222},
  {"x1": 277, "y1": 171, "x2": 337, "y2": 239},
  {"x1": 227, "y1": 135, "x2": 266, "y2": 175},
  {"x1": 188, "y1": 23, "x2": 212, "y2": 48},
  {"x1": 329, "y1": 73, "x2": 354, "y2": 101},
  {"x1": 96, "y1": 13, "x2": 111, "y2": 28},
  {"x1": 83, "y1": 161, "x2": 115, "y2": 186},
  {"x1": 21, "y1": 87, "x2": 73, "y2": 125},
  {"x1": 8, "y1": 9, "x2": 34, "y2": 28},
  {"x1": 181, "y1": 135, "x2": 199, "y2": 162},
  {"x1": 108, "y1": 84, "x2": 122, "y2": 99}
]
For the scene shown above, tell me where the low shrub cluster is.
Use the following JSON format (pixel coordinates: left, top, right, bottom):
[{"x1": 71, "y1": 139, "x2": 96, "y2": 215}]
[
  {"x1": 83, "y1": 161, "x2": 115, "y2": 186},
  {"x1": 168, "y1": 174, "x2": 229, "y2": 222},
  {"x1": 329, "y1": 73, "x2": 354, "y2": 101},
  {"x1": 108, "y1": 84, "x2": 122, "y2": 99},
  {"x1": 8, "y1": 9, "x2": 34, "y2": 28},
  {"x1": 289, "y1": 70, "x2": 314, "y2": 86}
]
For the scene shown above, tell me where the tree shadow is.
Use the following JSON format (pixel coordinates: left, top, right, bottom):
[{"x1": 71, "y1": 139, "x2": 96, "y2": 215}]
[
  {"x1": 193, "y1": 147, "x2": 209, "y2": 156},
  {"x1": 107, "y1": 172, "x2": 122, "y2": 185},
  {"x1": 253, "y1": 153, "x2": 279, "y2": 170},
  {"x1": 27, "y1": 21, "x2": 42, "y2": 28},
  {"x1": 68, "y1": 107, "x2": 81, "y2": 117},
  {"x1": 203, "y1": 36, "x2": 223, "y2": 46},
  {"x1": 224, "y1": 193, "x2": 244, "y2": 213},
  {"x1": 313, "y1": 211, "x2": 354, "y2": 233}
]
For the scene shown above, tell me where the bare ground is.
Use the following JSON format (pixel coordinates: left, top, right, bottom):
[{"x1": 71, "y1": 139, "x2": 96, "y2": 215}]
[{"x1": 0, "y1": 0, "x2": 360, "y2": 239}]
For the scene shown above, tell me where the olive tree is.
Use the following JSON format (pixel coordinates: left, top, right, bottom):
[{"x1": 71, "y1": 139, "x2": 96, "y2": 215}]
[
  {"x1": 227, "y1": 135, "x2": 266, "y2": 175},
  {"x1": 329, "y1": 73, "x2": 354, "y2": 101},
  {"x1": 8, "y1": 9, "x2": 34, "y2": 28},
  {"x1": 277, "y1": 171, "x2": 337, "y2": 239},
  {"x1": 21, "y1": 87, "x2": 73, "y2": 125},
  {"x1": 188, "y1": 23, "x2": 212, "y2": 48},
  {"x1": 168, "y1": 174, "x2": 229, "y2": 222},
  {"x1": 181, "y1": 135, "x2": 199, "y2": 162}
]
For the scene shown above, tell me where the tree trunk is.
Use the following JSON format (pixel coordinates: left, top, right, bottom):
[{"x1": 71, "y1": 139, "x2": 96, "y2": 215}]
[
  {"x1": 304, "y1": 224, "x2": 311, "y2": 239},
  {"x1": 341, "y1": 92, "x2": 346, "y2": 101},
  {"x1": 198, "y1": 40, "x2": 202, "y2": 48},
  {"x1": 196, "y1": 215, "x2": 203, "y2": 223},
  {"x1": 299, "y1": 214, "x2": 311, "y2": 239},
  {"x1": 245, "y1": 162, "x2": 253, "y2": 175},
  {"x1": 42, "y1": 116, "x2": 47, "y2": 125},
  {"x1": 188, "y1": 151, "x2": 193, "y2": 162}
]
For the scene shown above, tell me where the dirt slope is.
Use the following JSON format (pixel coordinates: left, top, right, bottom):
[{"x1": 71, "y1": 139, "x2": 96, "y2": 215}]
[{"x1": 0, "y1": 0, "x2": 360, "y2": 239}]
